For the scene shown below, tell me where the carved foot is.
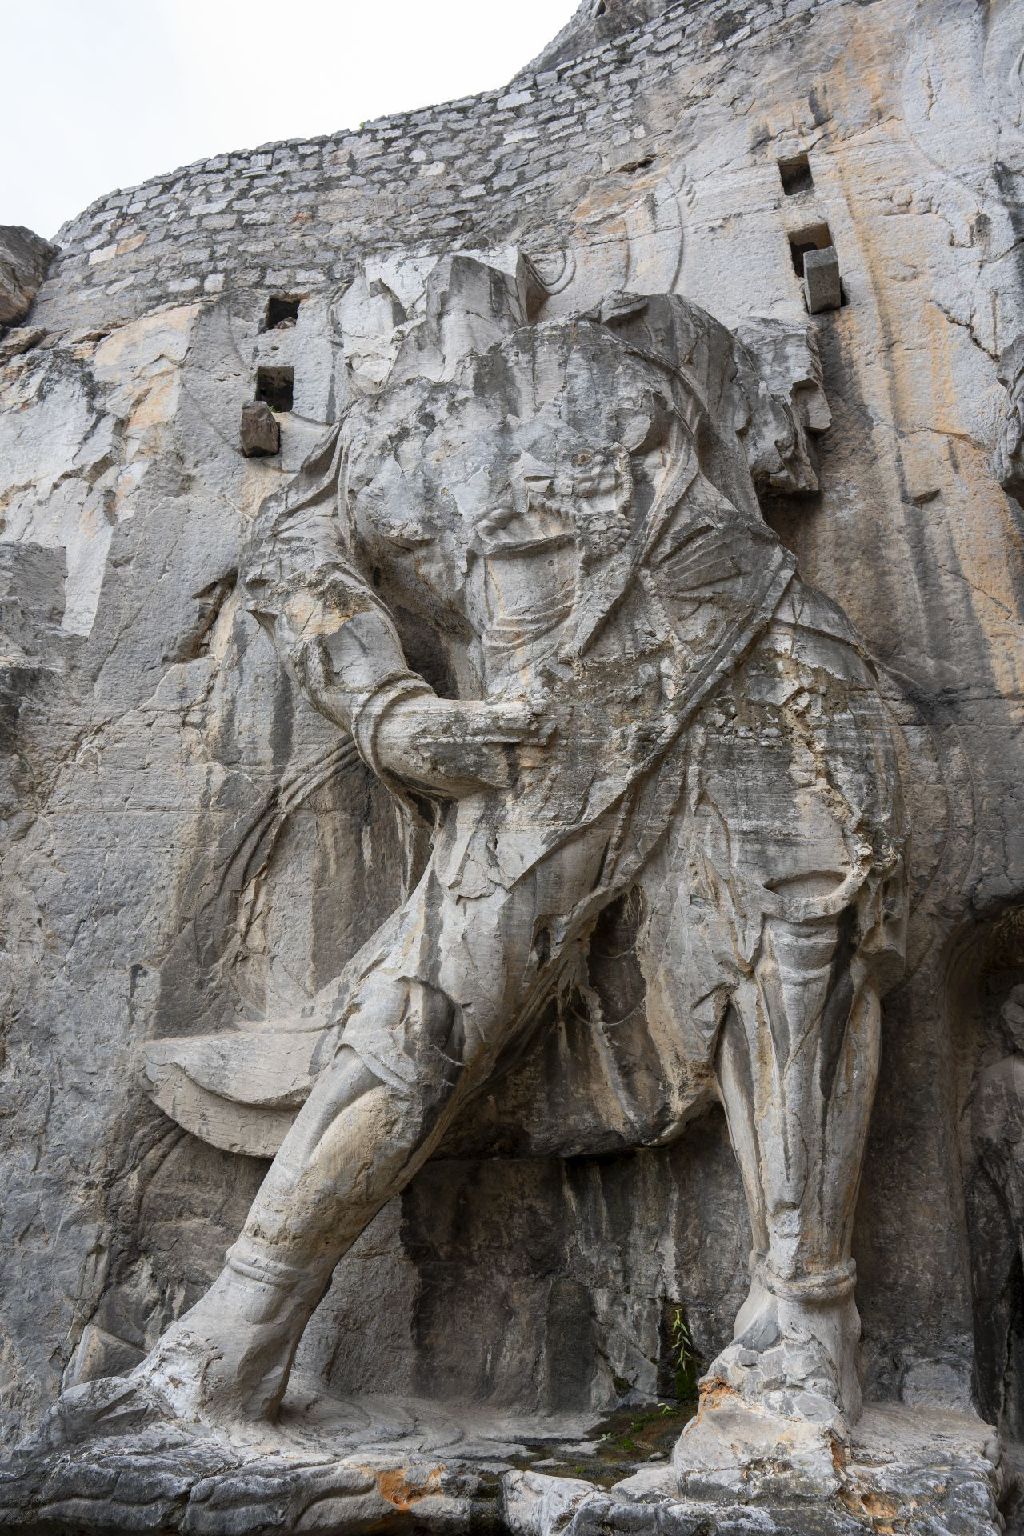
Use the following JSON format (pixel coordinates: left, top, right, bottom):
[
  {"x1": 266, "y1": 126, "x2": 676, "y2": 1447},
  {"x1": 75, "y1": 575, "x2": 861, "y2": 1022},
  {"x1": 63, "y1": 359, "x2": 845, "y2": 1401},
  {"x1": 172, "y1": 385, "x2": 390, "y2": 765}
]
[
  {"x1": 42, "y1": 1241, "x2": 327, "y2": 1447},
  {"x1": 132, "y1": 1312, "x2": 287, "y2": 1428},
  {"x1": 709, "y1": 1258, "x2": 862, "y2": 1426},
  {"x1": 135, "y1": 1241, "x2": 325, "y2": 1426},
  {"x1": 33, "y1": 1373, "x2": 180, "y2": 1454},
  {"x1": 700, "y1": 1309, "x2": 859, "y2": 1431},
  {"x1": 671, "y1": 1261, "x2": 862, "y2": 1501}
]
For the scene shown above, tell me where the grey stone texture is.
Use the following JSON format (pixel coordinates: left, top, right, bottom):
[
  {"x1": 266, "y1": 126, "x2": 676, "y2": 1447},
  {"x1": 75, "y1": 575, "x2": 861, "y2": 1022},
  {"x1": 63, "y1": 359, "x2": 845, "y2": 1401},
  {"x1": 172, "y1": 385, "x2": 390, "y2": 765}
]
[
  {"x1": 0, "y1": 226, "x2": 56, "y2": 325},
  {"x1": 996, "y1": 335, "x2": 1024, "y2": 501},
  {"x1": 0, "y1": 1400, "x2": 1004, "y2": 1534},
  {"x1": 1, "y1": 0, "x2": 1023, "y2": 1530}
]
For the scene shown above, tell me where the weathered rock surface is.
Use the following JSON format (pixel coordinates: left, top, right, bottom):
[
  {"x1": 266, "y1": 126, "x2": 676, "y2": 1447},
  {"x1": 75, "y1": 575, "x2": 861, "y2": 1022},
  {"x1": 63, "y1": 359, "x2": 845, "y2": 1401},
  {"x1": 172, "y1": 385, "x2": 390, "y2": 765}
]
[
  {"x1": 0, "y1": 226, "x2": 57, "y2": 326},
  {"x1": 1, "y1": 0, "x2": 1023, "y2": 1531},
  {"x1": 508, "y1": 1406, "x2": 1004, "y2": 1534},
  {"x1": 996, "y1": 336, "x2": 1024, "y2": 501},
  {"x1": 0, "y1": 1395, "x2": 1003, "y2": 1535}
]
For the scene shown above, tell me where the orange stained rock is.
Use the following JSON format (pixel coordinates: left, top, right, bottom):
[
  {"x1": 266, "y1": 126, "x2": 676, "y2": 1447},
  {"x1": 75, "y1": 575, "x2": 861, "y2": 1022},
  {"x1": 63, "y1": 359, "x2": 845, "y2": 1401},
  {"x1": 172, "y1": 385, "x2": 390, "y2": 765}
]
[{"x1": 374, "y1": 1465, "x2": 445, "y2": 1512}]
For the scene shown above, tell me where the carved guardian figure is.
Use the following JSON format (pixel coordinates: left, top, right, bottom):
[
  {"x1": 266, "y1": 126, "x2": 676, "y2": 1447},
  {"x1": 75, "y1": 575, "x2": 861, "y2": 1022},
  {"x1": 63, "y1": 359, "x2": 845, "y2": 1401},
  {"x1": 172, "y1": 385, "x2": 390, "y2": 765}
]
[{"x1": 57, "y1": 255, "x2": 907, "y2": 1471}]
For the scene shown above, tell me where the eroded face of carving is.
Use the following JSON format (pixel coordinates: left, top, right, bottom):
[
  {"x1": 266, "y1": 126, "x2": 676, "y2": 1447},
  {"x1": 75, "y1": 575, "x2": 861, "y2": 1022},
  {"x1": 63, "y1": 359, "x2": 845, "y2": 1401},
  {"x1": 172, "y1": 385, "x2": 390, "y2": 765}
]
[
  {"x1": 337, "y1": 305, "x2": 786, "y2": 709},
  {"x1": 342, "y1": 324, "x2": 676, "y2": 653}
]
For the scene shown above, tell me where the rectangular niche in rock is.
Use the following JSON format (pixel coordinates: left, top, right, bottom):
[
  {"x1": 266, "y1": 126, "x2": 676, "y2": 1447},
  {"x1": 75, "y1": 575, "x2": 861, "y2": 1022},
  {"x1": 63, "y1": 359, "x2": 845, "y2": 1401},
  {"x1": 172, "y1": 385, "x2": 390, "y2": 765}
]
[
  {"x1": 787, "y1": 220, "x2": 833, "y2": 276},
  {"x1": 255, "y1": 365, "x2": 294, "y2": 413},
  {"x1": 263, "y1": 294, "x2": 302, "y2": 331},
  {"x1": 778, "y1": 152, "x2": 813, "y2": 196}
]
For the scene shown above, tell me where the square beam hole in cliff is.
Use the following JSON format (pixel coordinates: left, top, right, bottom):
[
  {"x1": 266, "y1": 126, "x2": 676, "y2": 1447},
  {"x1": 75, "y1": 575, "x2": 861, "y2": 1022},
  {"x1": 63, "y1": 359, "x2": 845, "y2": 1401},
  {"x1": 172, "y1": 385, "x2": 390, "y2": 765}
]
[
  {"x1": 255, "y1": 365, "x2": 294, "y2": 413},
  {"x1": 263, "y1": 294, "x2": 302, "y2": 331},
  {"x1": 779, "y1": 152, "x2": 813, "y2": 196},
  {"x1": 788, "y1": 221, "x2": 833, "y2": 276}
]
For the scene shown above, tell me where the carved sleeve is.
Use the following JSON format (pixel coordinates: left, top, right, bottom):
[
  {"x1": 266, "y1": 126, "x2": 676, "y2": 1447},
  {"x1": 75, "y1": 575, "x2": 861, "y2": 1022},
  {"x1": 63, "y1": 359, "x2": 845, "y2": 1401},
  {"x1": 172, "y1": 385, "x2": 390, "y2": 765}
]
[{"x1": 241, "y1": 428, "x2": 434, "y2": 773}]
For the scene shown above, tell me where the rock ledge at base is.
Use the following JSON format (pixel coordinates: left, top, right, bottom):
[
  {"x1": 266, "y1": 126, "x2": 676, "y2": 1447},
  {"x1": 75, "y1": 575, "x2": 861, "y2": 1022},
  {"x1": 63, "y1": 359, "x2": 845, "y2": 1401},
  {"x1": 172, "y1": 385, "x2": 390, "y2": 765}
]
[{"x1": 0, "y1": 1398, "x2": 1003, "y2": 1536}]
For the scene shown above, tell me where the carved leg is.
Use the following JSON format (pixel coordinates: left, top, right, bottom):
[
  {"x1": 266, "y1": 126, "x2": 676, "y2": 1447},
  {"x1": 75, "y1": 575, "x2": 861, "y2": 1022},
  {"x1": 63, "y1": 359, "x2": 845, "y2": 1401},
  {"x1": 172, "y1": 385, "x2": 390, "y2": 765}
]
[
  {"x1": 707, "y1": 910, "x2": 881, "y2": 1429},
  {"x1": 122, "y1": 821, "x2": 612, "y2": 1428},
  {"x1": 141, "y1": 1034, "x2": 471, "y2": 1421},
  {"x1": 46, "y1": 1034, "x2": 470, "y2": 1439},
  {"x1": 139, "y1": 1045, "x2": 431, "y2": 1423}
]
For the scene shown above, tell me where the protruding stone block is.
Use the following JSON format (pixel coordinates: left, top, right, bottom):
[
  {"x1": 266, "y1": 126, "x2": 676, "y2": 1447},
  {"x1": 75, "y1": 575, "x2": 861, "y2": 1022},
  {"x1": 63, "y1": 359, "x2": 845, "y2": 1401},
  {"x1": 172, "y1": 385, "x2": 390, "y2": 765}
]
[
  {"x1": 239, "y1": 400, "x2": 280, "y2": 457},
  {"x1": 804, "y1": 245, "x2": 842, "y2": 314}
]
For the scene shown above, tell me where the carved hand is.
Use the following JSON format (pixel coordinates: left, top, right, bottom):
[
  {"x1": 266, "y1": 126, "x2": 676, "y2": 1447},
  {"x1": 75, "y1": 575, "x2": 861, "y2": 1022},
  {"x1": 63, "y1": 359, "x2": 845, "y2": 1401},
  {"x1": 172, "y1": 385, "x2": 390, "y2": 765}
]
[{"x1": 375, "y1": 694, "x2": 539, "y2": 797}]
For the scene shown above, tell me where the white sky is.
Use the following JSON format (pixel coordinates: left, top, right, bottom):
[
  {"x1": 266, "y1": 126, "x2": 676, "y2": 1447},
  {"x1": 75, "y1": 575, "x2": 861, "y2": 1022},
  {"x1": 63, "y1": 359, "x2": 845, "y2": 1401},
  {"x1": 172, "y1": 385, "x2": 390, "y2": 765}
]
[{"x1": 2, "y1": 0, "x2": 579, "y2": 239}]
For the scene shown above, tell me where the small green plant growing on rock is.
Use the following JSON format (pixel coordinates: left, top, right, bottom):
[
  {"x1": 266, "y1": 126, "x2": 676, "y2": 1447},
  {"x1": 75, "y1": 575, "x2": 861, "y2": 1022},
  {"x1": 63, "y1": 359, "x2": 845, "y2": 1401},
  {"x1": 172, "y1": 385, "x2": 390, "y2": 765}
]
[{"x1": 670, "y1": 1305, "x2": 700, "y2": 1402}]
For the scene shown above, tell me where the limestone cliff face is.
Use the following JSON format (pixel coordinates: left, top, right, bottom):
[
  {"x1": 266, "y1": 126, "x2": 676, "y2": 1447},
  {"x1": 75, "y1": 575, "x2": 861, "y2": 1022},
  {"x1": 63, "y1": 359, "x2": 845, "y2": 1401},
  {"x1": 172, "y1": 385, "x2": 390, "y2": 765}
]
[
  {"x1": 0, "y1": 0, "x2": 1022, "y2": 1453},
  {"x1": 0, "y1": 227, "x2": 56, "y2": 326}
]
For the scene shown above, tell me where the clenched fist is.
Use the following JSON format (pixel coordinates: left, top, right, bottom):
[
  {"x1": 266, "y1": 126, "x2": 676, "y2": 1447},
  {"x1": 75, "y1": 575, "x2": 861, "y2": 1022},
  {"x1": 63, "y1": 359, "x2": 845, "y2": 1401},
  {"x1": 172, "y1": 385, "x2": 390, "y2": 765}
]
[{"x1": 376, "y1": 694, "x2": 539, "y2": 797}]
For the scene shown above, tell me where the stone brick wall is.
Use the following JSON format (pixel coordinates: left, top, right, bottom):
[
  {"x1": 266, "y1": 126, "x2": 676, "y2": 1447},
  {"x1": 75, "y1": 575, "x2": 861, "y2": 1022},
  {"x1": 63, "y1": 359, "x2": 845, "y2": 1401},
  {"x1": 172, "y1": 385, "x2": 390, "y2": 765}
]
[{"x1": 38, "y1": 0, "x2": 834, "y2": 330}]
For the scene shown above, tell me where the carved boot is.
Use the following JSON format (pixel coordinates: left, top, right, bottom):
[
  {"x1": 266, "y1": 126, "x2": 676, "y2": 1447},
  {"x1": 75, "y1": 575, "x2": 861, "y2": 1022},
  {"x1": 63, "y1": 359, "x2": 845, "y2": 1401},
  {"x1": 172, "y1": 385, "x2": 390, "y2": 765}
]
[
  {"x1": 32, "y1": 1236, "x2": 330, "y2": 1449},
  {"x1": 133, "y1": 1236, "x2": 332, "y2": 1425},
  {"x1": 673, "y1": 1257, "x2": 862, "y2": 1501},
  {"x1": 701, "y1": 1254, "x2": 862, "y2": 1425}
]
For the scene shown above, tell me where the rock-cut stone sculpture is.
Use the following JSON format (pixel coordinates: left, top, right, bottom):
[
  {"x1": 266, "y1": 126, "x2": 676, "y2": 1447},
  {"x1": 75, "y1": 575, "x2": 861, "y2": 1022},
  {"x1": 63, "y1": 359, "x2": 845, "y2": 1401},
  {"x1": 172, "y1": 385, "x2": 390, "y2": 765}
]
[{"x1": 53, "y1": 252, "x2": 907, "y2": 1480}]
